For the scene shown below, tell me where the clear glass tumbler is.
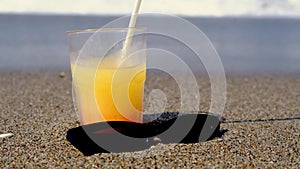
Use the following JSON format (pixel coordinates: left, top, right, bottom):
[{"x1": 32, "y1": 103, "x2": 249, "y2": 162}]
[{"x1": 67, "y1": 28, "x2": 146, "y2": 125}]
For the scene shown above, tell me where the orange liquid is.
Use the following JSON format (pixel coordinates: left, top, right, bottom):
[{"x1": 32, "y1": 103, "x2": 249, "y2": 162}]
[{"x1": 72, "y1": 60, "x2": 146, "y2": 125}]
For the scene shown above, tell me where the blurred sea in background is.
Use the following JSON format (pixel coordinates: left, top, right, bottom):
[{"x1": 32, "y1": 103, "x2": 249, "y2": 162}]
[{"x1": 0, "y1": 14, "x2": 299, "y2": 74}]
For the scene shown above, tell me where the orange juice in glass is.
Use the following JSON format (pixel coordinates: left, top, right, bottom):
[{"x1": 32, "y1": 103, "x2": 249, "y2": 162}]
[{"x1": 67, "y1": 28, "x2": 146, "y2": 125}]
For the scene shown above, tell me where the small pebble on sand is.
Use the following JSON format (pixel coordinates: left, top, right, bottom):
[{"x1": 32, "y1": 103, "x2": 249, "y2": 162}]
[
  {"x1": 59, "y1": 72, "x2": 65, "y2": 78},
  {"x1": 0, "y1": 133, "x2": 14, "y2": 138}
]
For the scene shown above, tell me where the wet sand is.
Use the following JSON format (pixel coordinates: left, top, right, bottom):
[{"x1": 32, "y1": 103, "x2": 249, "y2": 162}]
[{"x1": 0, "y1": 72, "x2": 299, "y2": 168}]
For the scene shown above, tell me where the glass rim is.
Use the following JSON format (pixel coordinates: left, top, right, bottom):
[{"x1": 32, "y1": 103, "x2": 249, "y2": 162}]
[{"x1": 66, "y1": 27, "x2": 147, "y2": 35}]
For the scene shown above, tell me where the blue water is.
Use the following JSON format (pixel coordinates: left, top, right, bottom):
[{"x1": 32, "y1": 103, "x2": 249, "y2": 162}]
[{"x1": 0, "y1": 14, "x2": 300, "y2": 74}]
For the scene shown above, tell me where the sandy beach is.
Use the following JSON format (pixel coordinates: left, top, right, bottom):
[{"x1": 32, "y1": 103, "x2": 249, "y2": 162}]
[{"x1": 0, "y1": 72, "x2": 299, "y2": 168}]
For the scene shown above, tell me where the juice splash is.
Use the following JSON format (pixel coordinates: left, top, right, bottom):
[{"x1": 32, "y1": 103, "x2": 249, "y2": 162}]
[{"x1": 71, "y1": 57, "x2": 146, "y2": 125}]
